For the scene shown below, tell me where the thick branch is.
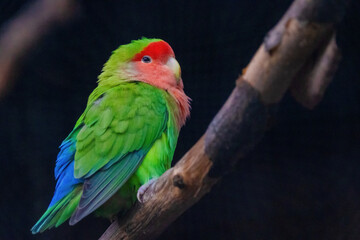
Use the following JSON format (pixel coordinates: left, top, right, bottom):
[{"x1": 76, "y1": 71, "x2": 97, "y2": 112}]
[
  {"x1": 100, "y1": 0, "x2": 348, "y2": 239},
  {"x1": 0, "y1": 0, "x2": 77, "y2": 98}
]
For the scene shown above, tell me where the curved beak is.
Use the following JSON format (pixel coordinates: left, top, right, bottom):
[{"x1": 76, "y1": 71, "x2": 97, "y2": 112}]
[{"x1": 166, "y1": 57, "x2": 181, "y2": 83}]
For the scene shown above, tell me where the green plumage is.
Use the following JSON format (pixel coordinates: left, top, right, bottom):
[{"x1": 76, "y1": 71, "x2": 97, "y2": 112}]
[
  {"x1": 31, "y1": 38, "x2": 185, "y2": 233},
  {"x1": 71, "y1": 82, "x2": 179, "y2": 223},
  {"x1": 74, "y1": 83, "x2": 169, "y2": 179}
]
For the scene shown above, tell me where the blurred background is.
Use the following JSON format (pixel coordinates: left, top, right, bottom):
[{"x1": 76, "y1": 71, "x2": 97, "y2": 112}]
[{"x1": 0, "y1": 0, "x2": 359, "y2": 239}]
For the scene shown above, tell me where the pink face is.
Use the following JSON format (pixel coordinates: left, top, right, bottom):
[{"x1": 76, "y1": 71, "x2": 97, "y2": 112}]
[{"x1": 128, "y1": 41, "x2": 183, "y2": 91}]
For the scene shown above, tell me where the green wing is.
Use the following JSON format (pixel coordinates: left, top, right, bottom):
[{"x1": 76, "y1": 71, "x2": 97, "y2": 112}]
[{"x1": 69, "y1": 83, "x2": 168, "y2": 224}]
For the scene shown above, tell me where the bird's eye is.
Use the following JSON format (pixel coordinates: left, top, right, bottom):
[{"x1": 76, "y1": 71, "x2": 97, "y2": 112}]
[{"x1": 141, "y1": 55, "x2": 152, "y2": 63}]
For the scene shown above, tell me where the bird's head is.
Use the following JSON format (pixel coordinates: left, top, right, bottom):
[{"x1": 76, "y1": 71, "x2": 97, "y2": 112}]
[
  {"x1": 99, "y1": 38, "x2": 183, "y2": 91},
  {"x1": 98, "y1": 38, "x2": 190, "y2": 127}
]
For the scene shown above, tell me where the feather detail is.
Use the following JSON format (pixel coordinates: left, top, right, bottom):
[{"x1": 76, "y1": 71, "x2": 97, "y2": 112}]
[
  {"x1": 31, "y1": 187, "x2": 82, "y2": 234},
  {"x1": 168, "y1": 86, "x2": 191, "y2": 129}
]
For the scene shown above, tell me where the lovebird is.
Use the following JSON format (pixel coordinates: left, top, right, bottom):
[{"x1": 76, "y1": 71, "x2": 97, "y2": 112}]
[{"x1": 31, "y1": 38, "x2": 190, "y2": 234}]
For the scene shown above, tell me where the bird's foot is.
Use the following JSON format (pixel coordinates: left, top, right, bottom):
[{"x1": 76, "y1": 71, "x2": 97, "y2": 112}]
[{"x1": 137, "y1": 178, "x2": 157, "y2": 203}]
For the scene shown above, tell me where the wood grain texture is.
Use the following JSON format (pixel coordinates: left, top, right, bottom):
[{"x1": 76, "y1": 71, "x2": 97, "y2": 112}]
[
  {"x1": 205, "y1": 80, "x2": 267, "y2": 178},
  {"x1": 244, "y1": 19, "x2": 332, "y2": 104}
]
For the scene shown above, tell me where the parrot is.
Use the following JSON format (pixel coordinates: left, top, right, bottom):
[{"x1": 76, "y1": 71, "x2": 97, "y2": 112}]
[{"x1": 31, "y1": 38, "x2": 190, "y2": 234}]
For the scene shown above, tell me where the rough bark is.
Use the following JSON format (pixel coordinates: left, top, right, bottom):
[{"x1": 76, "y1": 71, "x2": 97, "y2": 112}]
[{"x1": 99, "y1": 0, "x2": 349, "y2": 239}]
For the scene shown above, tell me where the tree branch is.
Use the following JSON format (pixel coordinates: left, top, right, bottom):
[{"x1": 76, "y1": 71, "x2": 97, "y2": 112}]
[
  {"x1": 0, "y1": 0, "x2": 77, "y2": 98},
  {"x1": 290, "y1": 33, "x2": 341, "y2": 109},
  {"x1": 100, "y1": 0, "x2": 349, "y2": 239}
]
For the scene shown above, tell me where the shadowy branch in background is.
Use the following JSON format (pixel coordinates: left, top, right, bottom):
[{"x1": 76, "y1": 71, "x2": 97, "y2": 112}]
[
  {"x1": 291, "y1": 33, "x2": 342, "y2": 109},
  {"x1": 99, "y1": 0, "x2": 349, "y2": 239},
  {"x1": 0, "y1": 0, "x2": 77, "y2": 98}
]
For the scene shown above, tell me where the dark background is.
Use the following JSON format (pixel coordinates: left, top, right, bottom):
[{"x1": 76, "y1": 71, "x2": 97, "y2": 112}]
[{"x1": 0, "y1": 1, "x2": 359, "y2": 239}]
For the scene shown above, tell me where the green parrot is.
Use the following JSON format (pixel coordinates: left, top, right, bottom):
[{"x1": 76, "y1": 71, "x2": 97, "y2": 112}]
[{"x1": 31, "y1": 38, "x2": 190, "y2": 234}]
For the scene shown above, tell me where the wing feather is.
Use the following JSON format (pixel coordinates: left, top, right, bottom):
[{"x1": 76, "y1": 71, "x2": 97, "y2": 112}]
[
  {"x1": 69, "y1": 83, "x2": 168, "y2": 221},
  {"x1": 69, "y1": 151, "x2": 144, "y2": 225}
]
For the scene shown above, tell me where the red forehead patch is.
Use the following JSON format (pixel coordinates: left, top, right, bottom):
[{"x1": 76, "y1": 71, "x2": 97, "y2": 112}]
[{"x1": 132, "y1": 41, "x2": 175, "y2": 62}]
